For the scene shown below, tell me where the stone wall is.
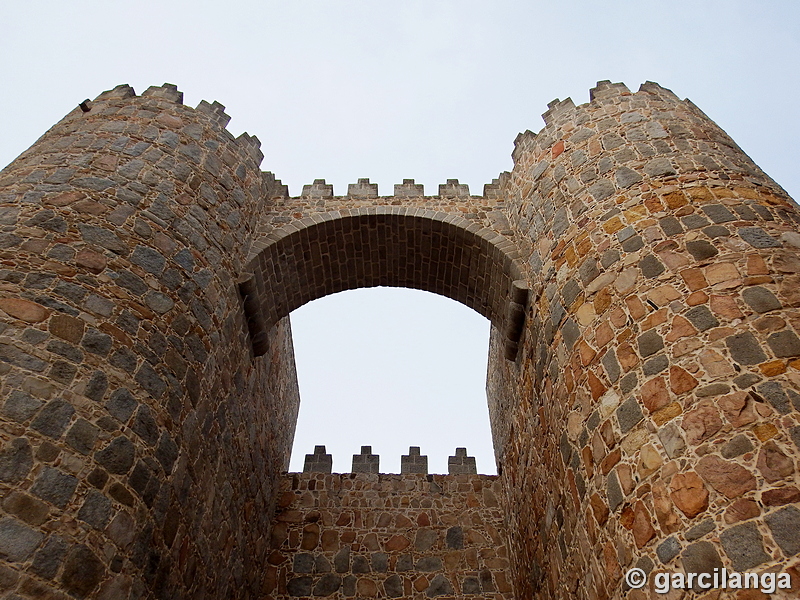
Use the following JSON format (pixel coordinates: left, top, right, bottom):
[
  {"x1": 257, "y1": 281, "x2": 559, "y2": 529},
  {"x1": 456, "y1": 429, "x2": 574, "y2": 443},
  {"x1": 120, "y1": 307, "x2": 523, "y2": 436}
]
[
  {"x1": 1, "y1": 80, "x2": 800, "y2": 600},
  {"x1": 487, "y1": 81, "x2": 800, "y2": 599},
  {"x1": 0, "y1": 85, "x2": 300, "y2": 598},
  {"x1": 265, "y1": 472, "x2": 512, "y2": 600}
]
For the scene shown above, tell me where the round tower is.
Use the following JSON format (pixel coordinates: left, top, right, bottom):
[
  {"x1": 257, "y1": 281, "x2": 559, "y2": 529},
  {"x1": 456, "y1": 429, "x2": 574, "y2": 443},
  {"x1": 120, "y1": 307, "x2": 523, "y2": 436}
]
[
  {"x1": 0, "y1": 84, "x2": 300, "y2": 598},
  {"x1": 488, "y1": 81, "x2": 800, "y2": 598}
]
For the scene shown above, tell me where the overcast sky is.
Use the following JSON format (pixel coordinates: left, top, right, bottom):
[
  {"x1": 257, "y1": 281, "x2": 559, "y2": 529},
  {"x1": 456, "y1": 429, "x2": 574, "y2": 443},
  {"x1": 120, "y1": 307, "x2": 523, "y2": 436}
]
[{"x1": 1, "y1": 1, "x2": 798, "y2": 474}]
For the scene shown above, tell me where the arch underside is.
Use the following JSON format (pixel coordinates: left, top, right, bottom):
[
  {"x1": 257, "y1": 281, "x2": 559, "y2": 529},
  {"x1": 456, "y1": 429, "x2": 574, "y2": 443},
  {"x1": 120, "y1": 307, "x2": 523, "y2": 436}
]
[{"x1": 239, "y1": 213, "x2": 524, "y2": 356}]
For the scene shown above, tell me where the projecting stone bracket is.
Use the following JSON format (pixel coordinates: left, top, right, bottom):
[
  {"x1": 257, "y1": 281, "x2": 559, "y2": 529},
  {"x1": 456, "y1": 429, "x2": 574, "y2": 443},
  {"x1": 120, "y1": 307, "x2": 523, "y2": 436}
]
[
  {"x1": 503, "y1": 279, "x2": 530, "y2": 361},
  {"x1": 237, "y1": 273, "x2": 269, "y2": 356}
]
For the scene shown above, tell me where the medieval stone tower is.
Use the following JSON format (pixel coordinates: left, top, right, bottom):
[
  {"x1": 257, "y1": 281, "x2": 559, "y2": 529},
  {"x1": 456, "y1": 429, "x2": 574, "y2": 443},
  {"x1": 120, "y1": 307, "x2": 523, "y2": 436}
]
[{"x1": 0, "y1": 80, "x2": 798, "y2": 599}]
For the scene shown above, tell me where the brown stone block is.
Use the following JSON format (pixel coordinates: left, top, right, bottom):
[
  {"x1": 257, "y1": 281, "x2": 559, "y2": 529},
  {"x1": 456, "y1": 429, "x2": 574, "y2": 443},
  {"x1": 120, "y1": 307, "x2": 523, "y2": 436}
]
[
  {"x1": 301, "y1": 523, "x2": 319, "y2": 550},
  {"x1": 757, "y1": 441, "x2": 794, "y2": 483},
  {"x1": 578, "y1": 340, "x2": 597, "y2": 366},
  {"x1": 669, "y1": 366, "x2": 698, "y2": 395},
  {"x1": 663, "y1": 191, "x2": 688, "y2": 209},
  {"x1": 632, "y1": 501, "x2": 655, "y2": 548},
  {"x1": 652, "y1": 481, "x2": 681, "y2": 534},
  {"x1": 49, "y1": 314, "x2": 87, "y2": 344},
  {"x1": 652, "y1": 402, "x2": 682, "y2": 426},
  {"x1": 357, "y1": 578, "x2": 378, "y2": 596},
  {"x1": 588, "y1": 371, "x2": 607, "y2": 401},
  {"x1": 669, "y1": 471, "x2": 708, "y2": 518},
  {"x1": 704, "y1": 263, "x2": 740, "y2": 286},
  {"x1": 724, "y1": 498, "x2": 760, "y2": 524},
  {"x1": 385, "y1": 535, "x2": 410, "y2": 552},
  {"x1": 718, "y1": 391, "x2": 757, "y2": 428},
  {"x1": 759, "y1": 358, "x2": 787, "y2": 376},
  {"x1": 44, "y1": 190, "x2": 85, "y2": 206},
  {"x1": 75, "y1": 249, "x2": 107, "y2": 273},
  {"x1": 0, "y1": 298, "x2": 49, "y2": 323},
  {"x1": 710, "y1": 294, "x2": 743, "y2": 320},
  {"x1": 638, "y1": 445, "x2": 662, "y2": 478},
  {"x1": 696, "y1": 455, "x2": 757, "y2": 499},
  {"x1": 641, "y1": 308, "x2": 667, "y2": 331},
  {"x1": 699, "y1": 348, "x2": 735, "y2": 378},
  {"x1": 752, "y1": 423, "x2": 778, "y2": 441},
  {"x1": 762, "y1": 486, "x2": 800, "y2": 506},
  {"x1": 590, "y1": 493, "x2": 609, "y2": 526},
  {"x1": 666, "y1": 315, "x2": 697, "y2": 342},
  {"x1": 686, "y1": 290, "x2": 709, "y2": 306},
  {"x1": 617, "y1": 343, "x2": 639, "y2": 372},
  {"x1": 582, "y1": 446, "x2": 595, "y2": 478},
  {"x1": 682, "y1": 402, "x2": 722, "y2": 444},
  {"x1": 647, "y1": 285, "x2": 681, "y2": 306},
  {"x1": 746, "y1": 254, "x2": 769, "y2": 276},
  {"x1": 600, "y1": 449, "x2": 621, "y2": 475},
  {"x1": 640, "y1": 376, "x2": 670, "y2": 413}
]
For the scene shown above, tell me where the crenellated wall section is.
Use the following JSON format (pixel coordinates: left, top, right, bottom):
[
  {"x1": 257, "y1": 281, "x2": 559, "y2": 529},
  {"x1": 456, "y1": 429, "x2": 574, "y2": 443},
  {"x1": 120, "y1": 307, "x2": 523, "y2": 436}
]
[{"x1": 0, "y1": 80, "x2": 799, "y2": 599}]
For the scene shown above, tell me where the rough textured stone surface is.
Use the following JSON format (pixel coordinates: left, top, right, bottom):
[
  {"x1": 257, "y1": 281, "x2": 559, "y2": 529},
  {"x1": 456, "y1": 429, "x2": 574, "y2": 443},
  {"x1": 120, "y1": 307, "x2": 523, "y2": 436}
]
[
  {"x1": 267, "y1": 473, "x2": 511, "y2": 600},
  {"x1": 1, "y1": 80, "x2": 799, "y2": 600}
]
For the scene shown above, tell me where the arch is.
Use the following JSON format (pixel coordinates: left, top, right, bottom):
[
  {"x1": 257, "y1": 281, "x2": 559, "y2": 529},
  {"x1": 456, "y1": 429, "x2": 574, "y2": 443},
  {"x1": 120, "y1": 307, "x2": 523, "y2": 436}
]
[{"x1": 238, "y1": 208, "x2": 528, "y2": 357}]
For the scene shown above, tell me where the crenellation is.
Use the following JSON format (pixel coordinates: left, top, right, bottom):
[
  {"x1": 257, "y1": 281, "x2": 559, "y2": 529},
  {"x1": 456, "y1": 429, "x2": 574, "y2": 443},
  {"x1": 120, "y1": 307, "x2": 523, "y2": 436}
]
[
  {"x1": 301, "y1": 178, "x2": 334, "y2": 198},
  {"x1": 400, "y1": 446, "x2": 428, "y2": 474},
  {"x1": 437, "y1": 178, "x2": 470, "y2": 198},
  {"x1": 393, "y1": 178, "x2": 424, "y2": 197},
  {"x1": 351, "y1": 445, "x2": 379, "y2": 474},
  {"x1": 448, "y1": 447, "x2": 478, "y2": 475},
  {"x1": 195, "y1": 99, "x2": 232, "y2": 128},
  {"x1": 347, "y1": 177, "x2": 378, "y2": 198},
  {"x1": 141, "y1": 82, "x2": 184, "y2": 103},
  {"x1": 541, "y1": 98, "x2": 576, "y2": 126}
]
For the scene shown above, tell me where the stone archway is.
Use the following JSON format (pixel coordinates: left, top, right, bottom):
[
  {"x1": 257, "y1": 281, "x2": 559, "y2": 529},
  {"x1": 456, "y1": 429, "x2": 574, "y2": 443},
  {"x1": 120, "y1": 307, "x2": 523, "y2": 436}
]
[{"x1": 237, "y1": 208, "x2": 528, "y2": 360}]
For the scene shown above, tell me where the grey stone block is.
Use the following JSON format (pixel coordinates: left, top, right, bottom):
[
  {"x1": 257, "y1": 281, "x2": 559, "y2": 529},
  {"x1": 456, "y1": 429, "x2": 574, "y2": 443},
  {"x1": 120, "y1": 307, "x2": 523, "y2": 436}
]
[
  {"x1": 352, "y1": 446, "x2": 379, "y2": 474},
  {"x1": 95, "y1": 436, "x2": 135, "y2": 475},
  {"x1": 30, "y1": 535, "x2": 67, "y2": 579},
  {"x1": 685, "y1": 305, "x2": 719, "y2": 332},
  {"x1": 303, "y1": 445, "x2": 332, "y2": 473},
  {"x1": 741, "y1": 286, "x2": 781, "y2": 313},
  {"x1": 0, "y1": 517, "x2": 44, "y2": 562},
  {"x1": 2, "y1": 391, "x2": 43, "y2": 423},
  {"x1": 65, "y1": 419, "x2": 99, "y2": 455},
  {"x1": 77, "y1": 490, "x2": 112, "y2": 530},
  {"x1": 656, "y1": 536, "x2": 680, "y2": 563},
  {"x1": 617, "y1": 397, "x2": 643, "y2": 433},
  {"x1": 739, "y1": 226, "x2": 781, "y2": 248},
  {"x1": 30, "y1": 467, "x2": 78, "y2": 508},
  {"x1": 685, "y1": 240, "x2": 718, "y2": 261},
  {"x1": 725, "y1": 332, "x2": 767, "y2": 365},
  {"x1": 685, "y1": 518, "x2": 715, "y2": 541},
  {"x1": 721, "y1": 434, "x2": 753, "y2": 459},
  {"x1": 701, "y1": 204, "x2": 736, "y2": 223},
  {"x1": 401, "y1": 446, "x2": 428, "y2": 474},
  {"x1": 720, "y1": 522, "x2": 770, "y2": 570},
  {"x1": 448, "y1": 447, "x2": 477, "y2": 474},
  {"x1": 30, "y1": 399, "x2": 75, "y2": 439},
  {"x1": 767, "y1": 330, "x2": 800, "y2": 358},
  {"x1": 765, "y1": 506, "x2": 800, "y2": 557},
  {"x1": 638, "y1": 329, "x2": 664, "y2": 357}
]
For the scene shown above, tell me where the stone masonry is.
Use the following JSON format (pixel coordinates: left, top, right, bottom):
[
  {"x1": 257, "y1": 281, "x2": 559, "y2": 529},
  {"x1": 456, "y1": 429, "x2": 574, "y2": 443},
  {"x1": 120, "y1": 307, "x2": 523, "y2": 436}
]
[
  {"x1": 0, "y1": 80, "x2": 798, "y2": 599},
  {"x1": 267, "y1": 472, "x2": 512, "y2": 600}
]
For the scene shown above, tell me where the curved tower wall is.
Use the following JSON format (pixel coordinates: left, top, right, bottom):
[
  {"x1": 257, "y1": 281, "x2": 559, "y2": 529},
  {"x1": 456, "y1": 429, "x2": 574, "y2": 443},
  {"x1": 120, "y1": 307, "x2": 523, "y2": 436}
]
[
  {"x1": 488, "y1": 81, "x2": 800, "y2": 598},
  {"x1": 0, "y1": 80, "x2": 799, "y2": 600},
  {"x1": 0, "y1": 85, "x2": 300, "y2": 598}
]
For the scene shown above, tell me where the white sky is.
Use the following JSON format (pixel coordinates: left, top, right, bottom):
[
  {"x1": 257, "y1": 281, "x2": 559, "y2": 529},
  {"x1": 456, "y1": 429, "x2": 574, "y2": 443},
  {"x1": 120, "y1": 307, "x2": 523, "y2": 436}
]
[{"x1": 1, "y1": 2, "x2": 798, "y2": 474}]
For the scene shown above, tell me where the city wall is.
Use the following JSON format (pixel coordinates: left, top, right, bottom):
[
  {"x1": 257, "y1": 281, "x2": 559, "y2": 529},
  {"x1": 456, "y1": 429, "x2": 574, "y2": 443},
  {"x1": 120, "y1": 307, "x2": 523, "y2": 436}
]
[{"x1": 0, "y1": 80, "x2": 798, "y2": 599}]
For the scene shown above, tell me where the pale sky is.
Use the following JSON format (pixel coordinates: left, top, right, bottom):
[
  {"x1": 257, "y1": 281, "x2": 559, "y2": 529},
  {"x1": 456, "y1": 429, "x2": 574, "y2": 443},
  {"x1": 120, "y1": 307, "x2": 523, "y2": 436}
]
[{"x1": 1, "y1": 1, "x2": 798, "y2": 474}]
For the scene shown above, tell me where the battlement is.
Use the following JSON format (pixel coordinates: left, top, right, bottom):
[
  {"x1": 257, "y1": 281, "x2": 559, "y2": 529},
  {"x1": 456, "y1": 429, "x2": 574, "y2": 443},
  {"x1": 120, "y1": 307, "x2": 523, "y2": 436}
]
[{"x1": 301, "y1": 445, "x2": 480, "y2": 475}]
